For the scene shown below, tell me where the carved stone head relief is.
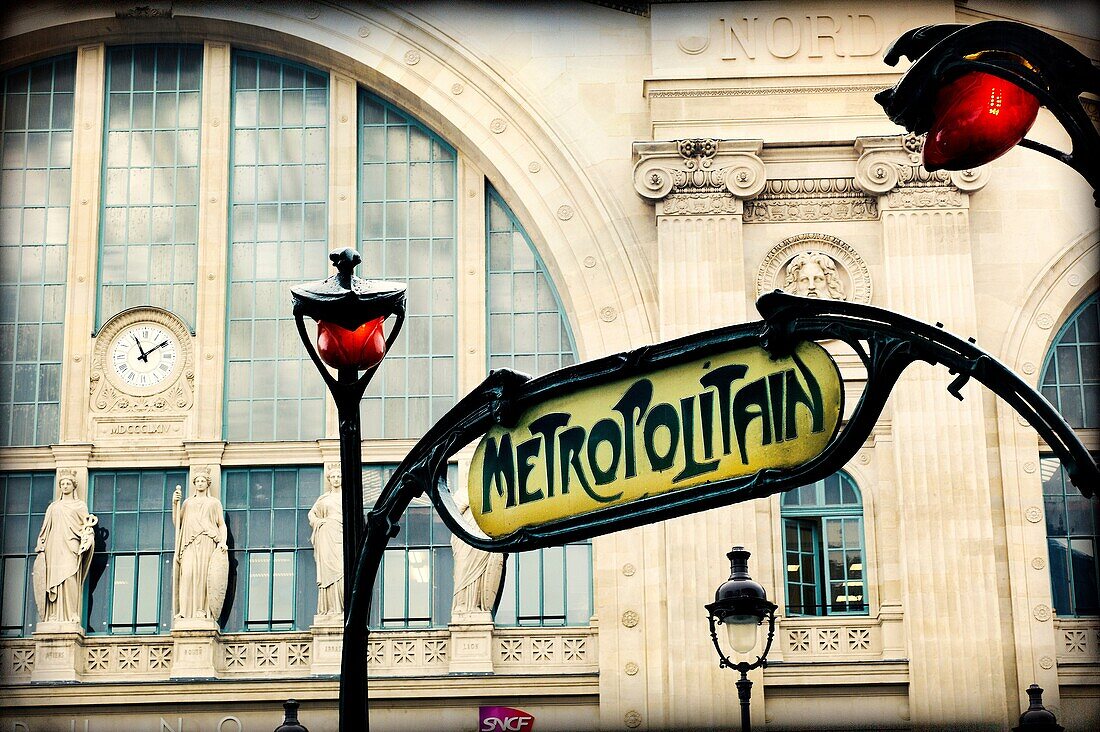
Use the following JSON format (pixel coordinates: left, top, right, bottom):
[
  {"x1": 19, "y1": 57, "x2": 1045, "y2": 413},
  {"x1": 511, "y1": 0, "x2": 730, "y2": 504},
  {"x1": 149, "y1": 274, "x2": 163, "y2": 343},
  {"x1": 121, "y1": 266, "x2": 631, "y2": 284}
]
[{"x1": 757, "y1": 234, "x2": 871, "y2": 305}]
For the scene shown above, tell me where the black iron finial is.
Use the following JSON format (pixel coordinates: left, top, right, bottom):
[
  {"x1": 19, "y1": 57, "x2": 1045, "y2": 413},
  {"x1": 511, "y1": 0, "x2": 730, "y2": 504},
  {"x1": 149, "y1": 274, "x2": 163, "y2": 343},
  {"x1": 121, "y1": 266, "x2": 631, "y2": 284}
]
[
  {"x1": 330, "y1": 248, "x2": 362, "y2": 289},
  {"x1": 1012, "y1": 684, "x2": 1064, "y2": 732},
  {"x1": 274, "y1": 699, "x2": 309, "y2": 732}
]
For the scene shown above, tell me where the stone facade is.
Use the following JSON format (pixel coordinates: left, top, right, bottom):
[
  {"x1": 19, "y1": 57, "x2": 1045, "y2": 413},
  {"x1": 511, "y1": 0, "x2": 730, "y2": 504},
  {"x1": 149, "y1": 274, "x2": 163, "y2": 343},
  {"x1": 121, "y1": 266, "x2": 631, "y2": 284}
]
[{"x1": 0, "y1": 2, "x2": 1097, "y2": 731}]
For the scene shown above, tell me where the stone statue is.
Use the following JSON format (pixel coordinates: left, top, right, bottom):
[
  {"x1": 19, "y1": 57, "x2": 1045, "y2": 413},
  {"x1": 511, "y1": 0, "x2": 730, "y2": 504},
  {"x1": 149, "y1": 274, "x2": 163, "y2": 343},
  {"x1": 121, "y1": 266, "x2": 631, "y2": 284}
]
[
  {"x1": 309, "y1": 469, "x2": 344, "y2": 616},
  {"x1": 783, "y1": 251, "x2": 847, "y2": 301},
  {"x1": 172, "y1": 470, "x2": 228, "y2": 623},
  {"x1": 450, "y1": 488, "x2": 505, "y2": 618},
  {"x1": 33, "y1": 473, "x2": 97, "y2": 626}
]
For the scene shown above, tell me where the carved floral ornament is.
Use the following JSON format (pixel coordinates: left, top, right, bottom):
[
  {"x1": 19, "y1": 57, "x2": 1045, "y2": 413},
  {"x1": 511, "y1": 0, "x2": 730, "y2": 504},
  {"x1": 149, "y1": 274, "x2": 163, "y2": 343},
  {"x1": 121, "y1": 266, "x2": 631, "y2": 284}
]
[
  {"x1": 632, "y1": 138, "x2": 766, "y2": 205},
  {"x1": 756, "y1": 233, "x2": 872, "y2": 305}
]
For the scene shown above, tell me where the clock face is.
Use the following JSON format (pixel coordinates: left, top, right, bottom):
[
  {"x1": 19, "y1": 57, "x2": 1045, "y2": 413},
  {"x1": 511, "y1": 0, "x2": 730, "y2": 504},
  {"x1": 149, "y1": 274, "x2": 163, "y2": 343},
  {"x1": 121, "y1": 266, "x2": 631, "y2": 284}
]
[{"x1": 109, "y1": 324, "x2": 180, "y2": 390}]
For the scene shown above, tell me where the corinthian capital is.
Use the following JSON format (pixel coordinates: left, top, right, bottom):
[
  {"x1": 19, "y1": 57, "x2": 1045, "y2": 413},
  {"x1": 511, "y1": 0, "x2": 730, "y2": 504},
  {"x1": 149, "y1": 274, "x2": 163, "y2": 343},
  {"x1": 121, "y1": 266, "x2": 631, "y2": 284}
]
[{"x1": 632, "y1": 138, "x2": 766, "y2": 206}]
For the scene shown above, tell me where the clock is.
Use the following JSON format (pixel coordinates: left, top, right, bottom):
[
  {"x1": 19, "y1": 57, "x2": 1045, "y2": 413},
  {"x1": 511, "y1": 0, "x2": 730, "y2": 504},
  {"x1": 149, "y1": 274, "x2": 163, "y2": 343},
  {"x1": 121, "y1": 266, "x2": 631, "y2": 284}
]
[
  {"x1": 109, "y1": 323, "x2": 180, "y2": 389},
  {"x1": 93, "y1": 307, "x2": 193, "y2": 404}
]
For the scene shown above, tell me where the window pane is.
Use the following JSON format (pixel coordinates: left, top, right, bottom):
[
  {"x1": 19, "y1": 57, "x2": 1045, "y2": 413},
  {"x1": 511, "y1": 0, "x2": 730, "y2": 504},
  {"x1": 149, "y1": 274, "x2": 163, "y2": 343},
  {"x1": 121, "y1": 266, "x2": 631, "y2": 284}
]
[
  {"x1": 111, "y1": 555, "x2": 136, "y2": 629},
  {"x1": 1040, "y1": 294, "x2": 1099, "y2": 429},
  {"x1": 485, "y1": 188, "x2": 575, "y2": 377},
  {"x1": 0, "y1": 56, "x2": 73, "y2": 446},
  {"x1": 359, "y1": 91, "x2": 456, "y2": 438},
  {"x1": 227, "y1": 52, "x2": 327, "y2": 441},
  {"x1": 98, "y1": 45, "x2": 201, "y2": 327}
]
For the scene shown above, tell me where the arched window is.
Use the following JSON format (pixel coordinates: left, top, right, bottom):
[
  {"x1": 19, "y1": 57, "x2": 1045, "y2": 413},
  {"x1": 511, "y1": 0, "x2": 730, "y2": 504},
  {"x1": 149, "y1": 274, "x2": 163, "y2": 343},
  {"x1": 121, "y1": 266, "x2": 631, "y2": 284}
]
[
  {"x1": 486, "y1": 188, "x2": 591, "y2": 627},
  {"x1": 1040, "y1": 292, "x2": 1098, "y2": 617},
  {"x1": 781, "y1": 471, "x2": 867, "y2": 616},
  {"x1": 0, "y1": 54, "x2": 74, "y2": 446},
  {"x1": 98, "y1": 45, "x2": 202, "y2": 328},
  {"x1": 224, "y1": 52, "x2": 329, "y2": 441}
]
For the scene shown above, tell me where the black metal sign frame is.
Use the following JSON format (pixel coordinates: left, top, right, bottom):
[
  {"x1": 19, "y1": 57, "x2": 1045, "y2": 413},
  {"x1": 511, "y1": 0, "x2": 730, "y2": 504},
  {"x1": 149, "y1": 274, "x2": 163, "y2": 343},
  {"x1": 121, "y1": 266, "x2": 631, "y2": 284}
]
[{"x1": 339, "y1": 291, "x2": 1097, "y2": 731}]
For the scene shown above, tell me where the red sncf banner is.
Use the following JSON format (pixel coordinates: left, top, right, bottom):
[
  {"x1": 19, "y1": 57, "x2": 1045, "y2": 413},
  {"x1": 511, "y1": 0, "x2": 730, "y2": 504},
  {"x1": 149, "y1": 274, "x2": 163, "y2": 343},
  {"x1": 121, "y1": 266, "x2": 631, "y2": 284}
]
[{"x1": 479, "y1": 706, "x2": 535, "y2": 732}]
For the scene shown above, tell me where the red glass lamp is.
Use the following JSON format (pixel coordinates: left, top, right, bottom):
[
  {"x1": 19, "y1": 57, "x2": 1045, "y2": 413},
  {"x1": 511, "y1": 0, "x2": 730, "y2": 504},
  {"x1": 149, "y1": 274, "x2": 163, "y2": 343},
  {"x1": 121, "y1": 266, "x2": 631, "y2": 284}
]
[
  {"x1": 317, "y1": 317, "x2": 387, "y2": 371},
  {"x1": 291, "y1": 248, "x2": 406, "y2": 376},
  {"x1": 922, "y1": 70, "x2": 1040, "y2": 171}
]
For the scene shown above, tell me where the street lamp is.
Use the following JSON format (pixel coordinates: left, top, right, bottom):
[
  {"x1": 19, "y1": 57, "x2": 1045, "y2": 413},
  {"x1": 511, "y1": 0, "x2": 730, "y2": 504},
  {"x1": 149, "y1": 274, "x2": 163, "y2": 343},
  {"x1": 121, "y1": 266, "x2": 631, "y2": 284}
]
[
  {"x1": 874, "y1": 21, "x2": 1100, "y2": 201},
  {"x1": 290, "y1": 247, "x2": 406, "y2": 729},
  {"x1": 706, "y1": 546, "x2": 777, "y2": 732}
]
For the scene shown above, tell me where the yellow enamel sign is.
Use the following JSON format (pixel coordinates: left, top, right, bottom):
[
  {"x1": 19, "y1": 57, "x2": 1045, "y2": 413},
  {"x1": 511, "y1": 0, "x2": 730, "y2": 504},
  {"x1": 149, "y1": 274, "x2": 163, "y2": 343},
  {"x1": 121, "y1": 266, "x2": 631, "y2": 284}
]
[{"x1": 469, "y1": 341, "x2": 842, "y2": 538}]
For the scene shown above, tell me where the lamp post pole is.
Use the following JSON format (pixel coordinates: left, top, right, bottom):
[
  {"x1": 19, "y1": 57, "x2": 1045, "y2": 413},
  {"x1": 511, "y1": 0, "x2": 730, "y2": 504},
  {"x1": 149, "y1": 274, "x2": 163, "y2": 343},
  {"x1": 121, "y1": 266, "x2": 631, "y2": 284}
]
[
  {"x1": 291, "y1": 248, "x2": 406, "y2": 732},
  {"x1": 705, "y1": 546, "x2": 777, "y2": 732}
]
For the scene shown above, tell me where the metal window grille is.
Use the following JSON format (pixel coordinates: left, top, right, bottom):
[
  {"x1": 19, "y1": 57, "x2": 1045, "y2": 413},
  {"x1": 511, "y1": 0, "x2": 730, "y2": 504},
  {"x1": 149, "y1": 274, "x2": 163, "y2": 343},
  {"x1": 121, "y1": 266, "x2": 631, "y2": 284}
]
[
  {"x1": 1041, "y1": 456, "x2": 1099, "y2": 616},
  {"x1": 1040, "y1": 292, "x2": 1098, "y2": 430},
  {"x1": 365, "y1": 464, "x2": 456, "y2": 629},
  {"x1": 781, "y1": 471, "x2": 867, "y2": 616},
  {"x1": 222, "y1": 466, "x2": 323, "y2": 632},
  {"x1": 484, "y1": 187, "x2": 590, "y2": 628}
]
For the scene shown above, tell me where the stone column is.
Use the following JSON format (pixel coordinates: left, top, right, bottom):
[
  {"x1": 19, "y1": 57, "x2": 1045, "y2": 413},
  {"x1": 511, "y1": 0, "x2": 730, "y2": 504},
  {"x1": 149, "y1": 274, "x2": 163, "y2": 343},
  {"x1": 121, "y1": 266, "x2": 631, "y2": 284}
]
[
  {"x1": 58, "y1": 45, "x2": 104, "y2": 444},
  {"x1": 855, "y1": 135, "x2": 1012, "y2": 726},
  {"x1": 607, "y1": 139, "x2": 769, "y2": 730},
  {"x1": 192, "y1": 42, "x2": 232, "y2": 441}
]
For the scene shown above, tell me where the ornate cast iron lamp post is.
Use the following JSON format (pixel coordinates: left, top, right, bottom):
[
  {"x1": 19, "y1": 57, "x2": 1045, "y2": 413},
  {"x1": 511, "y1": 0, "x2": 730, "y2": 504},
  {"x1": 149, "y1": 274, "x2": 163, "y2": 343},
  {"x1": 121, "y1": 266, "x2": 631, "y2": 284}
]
[
  {"x1": 874, "y1": 21, "x2": 1100, "y2": 202},
  {"x1": 291, "y1": 247, "x2": 406, "y2": 731},
  {"x1": 706, "y1": 546, "x2": 777, "y2": 732}
]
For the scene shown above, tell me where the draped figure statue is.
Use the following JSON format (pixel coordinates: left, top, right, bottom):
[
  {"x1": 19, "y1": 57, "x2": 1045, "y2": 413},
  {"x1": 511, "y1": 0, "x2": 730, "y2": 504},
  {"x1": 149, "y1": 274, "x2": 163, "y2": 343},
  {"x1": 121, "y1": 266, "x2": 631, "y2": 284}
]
[
  {"x1": 450, "y1": 488, "x2": 506, "y2": 618},
  {"x1": 309, "y1": 469, "x2": 344, "y2": 616},
  {"x1": 172, "y1": 471, "x2": 228, "y2": 623},
  {"x1": 33, "y1": 474, "x2": 97, "y2": 626}
]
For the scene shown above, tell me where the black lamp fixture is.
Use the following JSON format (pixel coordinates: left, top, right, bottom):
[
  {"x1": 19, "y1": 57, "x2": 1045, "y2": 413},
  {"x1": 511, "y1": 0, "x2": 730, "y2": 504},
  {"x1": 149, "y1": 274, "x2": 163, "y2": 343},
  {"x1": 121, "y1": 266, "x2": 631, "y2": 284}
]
[
  {"x1": 291, "y1": 247, "x2": 406, "y2": 731},
  {"x1": 874, "y1": 21, "x2": 1100, "y2": 203},
  {"x1": 706, "y1": 546, "x2": 777, "y2": 732}
]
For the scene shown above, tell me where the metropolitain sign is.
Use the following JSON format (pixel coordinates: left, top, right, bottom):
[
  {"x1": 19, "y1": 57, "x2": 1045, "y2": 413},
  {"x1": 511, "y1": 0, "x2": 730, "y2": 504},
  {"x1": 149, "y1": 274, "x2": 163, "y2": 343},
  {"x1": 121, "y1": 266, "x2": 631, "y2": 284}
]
[{"x1": 469, "y1": 342, "x2": 841, "y2": 538}]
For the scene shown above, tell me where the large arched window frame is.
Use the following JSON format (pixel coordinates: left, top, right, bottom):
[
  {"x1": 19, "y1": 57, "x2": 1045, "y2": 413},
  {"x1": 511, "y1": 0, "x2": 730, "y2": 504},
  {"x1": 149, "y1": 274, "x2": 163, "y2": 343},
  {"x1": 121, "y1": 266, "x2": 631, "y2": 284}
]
[
  {"x1": 1039, "y1": 292, "x2": 1098, "y2": 618},
  {"x1": 0, "y1": 39, "x2": 593, "y2": 637}
]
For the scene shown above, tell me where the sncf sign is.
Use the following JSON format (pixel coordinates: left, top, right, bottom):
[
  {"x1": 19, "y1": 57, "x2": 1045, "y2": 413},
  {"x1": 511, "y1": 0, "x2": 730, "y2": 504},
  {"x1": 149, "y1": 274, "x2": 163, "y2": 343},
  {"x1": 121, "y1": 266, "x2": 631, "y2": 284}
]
[{"x1": 479, "y1": 706, "x2": 535, "y2": 732}]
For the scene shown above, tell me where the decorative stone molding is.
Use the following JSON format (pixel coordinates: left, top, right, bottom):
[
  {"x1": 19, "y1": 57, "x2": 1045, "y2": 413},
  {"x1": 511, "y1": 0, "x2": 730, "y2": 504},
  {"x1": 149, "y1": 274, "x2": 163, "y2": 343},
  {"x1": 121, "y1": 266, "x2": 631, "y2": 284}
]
[
  {"x1": 0, "y1": 626, "x2": 604, "y2": 683},
  {"x1": 491, "y1": 628, "x2": 598, "y2": 675},
  {"x1": 779, "y1": 617, "x2": 884, "y2": 659},
  {"x1": 756, "y1": 233, "x2": 872, "y2": 304},
  {"x1": 632, "y1": 139, "x2": 765, "y2": 213},
  {"x1": 854, "y1": 135, "x2": 990, "y2": 209},
  {"x1": 1055, "y1": 618, "x2": 1100, "y2": 663},
  {"x1": 744, "y1": 178, "x2": 878, "y2": 223}
]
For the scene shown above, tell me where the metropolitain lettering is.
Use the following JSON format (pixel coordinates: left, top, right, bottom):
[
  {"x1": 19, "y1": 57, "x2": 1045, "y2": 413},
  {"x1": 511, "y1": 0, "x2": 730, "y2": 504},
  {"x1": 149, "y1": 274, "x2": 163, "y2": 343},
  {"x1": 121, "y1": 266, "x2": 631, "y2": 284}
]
[{"x1": 475, "y1": 343, "x2": 831, "y2": 530}]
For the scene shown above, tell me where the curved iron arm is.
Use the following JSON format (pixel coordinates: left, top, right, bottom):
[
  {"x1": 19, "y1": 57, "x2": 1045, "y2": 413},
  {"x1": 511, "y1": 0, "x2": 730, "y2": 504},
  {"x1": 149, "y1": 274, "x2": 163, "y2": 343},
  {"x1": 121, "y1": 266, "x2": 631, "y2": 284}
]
[
  {"x1": 365, "y1": 292, "x2": 1094, "y2": 556},
  {"x1": 338, "y1": 292, "x2": 1098, "y2": 729},
  {"x1": 707, "y1": 607, "x2": 778, "y2": 674},
  {"x1": 874, "y1": 21, "x2": 1100, "y2": 200}
]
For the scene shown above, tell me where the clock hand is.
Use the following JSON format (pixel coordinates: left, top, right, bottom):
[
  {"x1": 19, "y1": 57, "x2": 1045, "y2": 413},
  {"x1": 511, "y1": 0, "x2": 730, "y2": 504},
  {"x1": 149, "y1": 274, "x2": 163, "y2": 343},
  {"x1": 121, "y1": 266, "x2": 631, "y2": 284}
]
[
  {"x1": 134, "y1": 334, "x2": 149, "y2": 362},
  {"x1": 144, "y1": 340, "x2": 171, "y2": 357}
]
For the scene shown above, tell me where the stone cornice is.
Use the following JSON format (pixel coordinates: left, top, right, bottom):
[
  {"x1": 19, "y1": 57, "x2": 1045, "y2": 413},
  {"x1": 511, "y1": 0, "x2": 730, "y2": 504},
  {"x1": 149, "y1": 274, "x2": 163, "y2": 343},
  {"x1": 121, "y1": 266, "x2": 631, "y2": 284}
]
[
  {"x1": 632, "y1": 139, "x2": 766, "y2": 211},
  {"x1": 854, "y1": 135, "x2": 989, "y2": 209}
]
